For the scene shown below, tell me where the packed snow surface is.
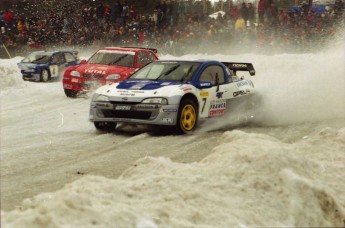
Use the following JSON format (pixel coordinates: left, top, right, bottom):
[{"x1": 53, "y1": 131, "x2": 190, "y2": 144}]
[{"x1": 1, "y1": 46, "x2": 344, "y2": 227}]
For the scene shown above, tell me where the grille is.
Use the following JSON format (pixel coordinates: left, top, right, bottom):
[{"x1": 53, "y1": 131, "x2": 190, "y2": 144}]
[
  {"x1": 83, "y1": 73, "x2": 103, "y2": 79},
  {"x1": 102, "y1": 110, "x2": 152, "y2": 120},
  {"x1": 110, "y1": 101, "x2": 141, "y2": 105}
]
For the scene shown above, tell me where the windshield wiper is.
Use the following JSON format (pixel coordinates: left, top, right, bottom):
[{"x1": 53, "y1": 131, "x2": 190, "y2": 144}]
[
  {"x1": 156, "y1": 64, "x2": 180, "y2": 80},
  {"x1": 180, "y1": 65, "x2": 193, "y2": 82},
  {"x1": 109, "y1": 54, "x2": 129, "y2": 65}
]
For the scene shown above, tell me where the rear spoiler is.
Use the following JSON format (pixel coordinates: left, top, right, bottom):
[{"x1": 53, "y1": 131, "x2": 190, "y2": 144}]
[
  {"x1": 122, "y1": 46, "x2": 158, "y2": 53},
  {"x1": 222, "y1": 62, "x2": 255, "y2": 76}
]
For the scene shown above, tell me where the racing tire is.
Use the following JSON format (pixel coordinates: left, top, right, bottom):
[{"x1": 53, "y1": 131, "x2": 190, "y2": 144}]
[
  {"x1": 176, "y1": 98, "x2": 198, "y2": 134},
  {"x1": 64, "y1": 89, "x2": 78, "y2": 98},
  {"x1": 94, "y1": 122, "x2": 117, "y2": 132},
  {"x1": 40, "y1": 69, "x2": 50, "y2": 82}
]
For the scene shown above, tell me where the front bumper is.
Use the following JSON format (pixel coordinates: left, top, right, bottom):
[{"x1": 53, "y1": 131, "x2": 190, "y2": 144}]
[
  {"x1": 63, "y1": 77, "x2": 105, "y2": 92},
  {"x1": 89, "y1": 101, "x2": 179, "y2": 126},
  {"x1": 21, "y1": 72, "x2": 40, "y2": 81}
]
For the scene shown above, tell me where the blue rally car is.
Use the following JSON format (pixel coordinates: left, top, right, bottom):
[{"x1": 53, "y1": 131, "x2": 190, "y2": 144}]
[{"x1": 18, "y1": 51, "x2": 80, "y2": 82}]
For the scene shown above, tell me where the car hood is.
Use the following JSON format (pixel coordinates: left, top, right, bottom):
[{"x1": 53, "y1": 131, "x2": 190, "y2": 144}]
[
  {"x1": 75, "y1": 64, "x2": 134, "y2": 76},
  {"x1": 95, "y1": 80, "x2": 194, "y2": 101},
  {"x1": 17, "y1": 62, "x2": 47, "y2": 70},
  {"x1": 116, "y1": 80, "x2": 183, "y2": 90}
]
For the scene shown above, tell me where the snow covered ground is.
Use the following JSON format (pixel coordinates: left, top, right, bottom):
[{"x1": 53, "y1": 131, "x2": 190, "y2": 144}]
[{"x1": 1, "y1": 46, "x2": 344, "y2": 227}]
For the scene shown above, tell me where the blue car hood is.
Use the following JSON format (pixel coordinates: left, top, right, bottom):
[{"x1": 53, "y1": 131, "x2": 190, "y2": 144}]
[
  {"x1": 18, "y1": 62, "x2": 48, "y2": 68},
  {"x1": 116, "y1": 80, "x2": 183, "y2": 90}
]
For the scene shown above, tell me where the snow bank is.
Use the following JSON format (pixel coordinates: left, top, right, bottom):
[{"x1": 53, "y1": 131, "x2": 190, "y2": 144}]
[
  {"x1": 0, "y1": 57, "x2": 24, "y2": 90},
  {"x1": 2, "y1": 128, "x2": 344, "y2": 227}
]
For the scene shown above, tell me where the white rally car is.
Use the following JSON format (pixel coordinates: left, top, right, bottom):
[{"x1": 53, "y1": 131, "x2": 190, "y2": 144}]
[{"x1": 89, "y1": 60, "x2": 257, "y2": 134}]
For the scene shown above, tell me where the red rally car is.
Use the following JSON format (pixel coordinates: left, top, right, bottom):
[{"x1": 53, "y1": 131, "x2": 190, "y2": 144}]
[{"x1": 62, "y1": 47, "x2": 159, "y2": 97}]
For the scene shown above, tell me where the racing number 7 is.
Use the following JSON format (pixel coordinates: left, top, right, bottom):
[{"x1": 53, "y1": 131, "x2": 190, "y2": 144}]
[{"x1": 201, "y1": 98, "x2": 207, "y2": 114}]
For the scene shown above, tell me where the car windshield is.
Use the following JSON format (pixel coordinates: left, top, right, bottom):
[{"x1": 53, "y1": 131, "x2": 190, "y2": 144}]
[
  {"x1": 129, "y1": 62, "x2": 201, "y2": 81},
  {"x1": 22, "y1": 52, "x2": 52, "y2": 64},
  {"x1": 88, "y1": 50, "x2": 135, "y2": 67}
]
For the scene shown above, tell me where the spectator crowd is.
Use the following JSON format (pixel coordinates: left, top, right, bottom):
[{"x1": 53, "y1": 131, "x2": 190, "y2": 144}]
[{"x1": 0, "y1": 0, "x2": 344, "y2": 57}]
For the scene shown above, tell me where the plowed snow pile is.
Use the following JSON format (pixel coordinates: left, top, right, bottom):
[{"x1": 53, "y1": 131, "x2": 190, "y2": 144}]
[{"x1": 2, "y1": 128, "x2": 345, "y2": 227}]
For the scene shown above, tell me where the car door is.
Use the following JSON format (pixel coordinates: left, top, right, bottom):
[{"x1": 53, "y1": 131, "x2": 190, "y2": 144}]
[
  {"x1": 50, "y1": 53, "x2": 66, "y2": 79},
  {"x1": 197, "y1": 64, "x2": 232, "y2": 118}
]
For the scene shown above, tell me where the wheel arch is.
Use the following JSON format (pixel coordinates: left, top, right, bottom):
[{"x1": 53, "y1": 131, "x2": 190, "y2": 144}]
[
  {"x1": 180, "y1": 93, "x2": 199, "y2": 109},
  {"x1": 46, "y1": 67, "x2": 52, "y2": 76},
  {"x1": 40, "y1": 68, "x2": 51, "y2": 82}
]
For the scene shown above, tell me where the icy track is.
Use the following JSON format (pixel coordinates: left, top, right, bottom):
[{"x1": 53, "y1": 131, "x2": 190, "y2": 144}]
[{"x1": 1, "y1": 48, "x2": 345, "y2": 227}]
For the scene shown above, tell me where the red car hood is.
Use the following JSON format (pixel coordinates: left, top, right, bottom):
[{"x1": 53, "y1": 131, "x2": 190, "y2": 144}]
[{"x1": 75, "y1": 64, "x2": 134, "y2": 76}]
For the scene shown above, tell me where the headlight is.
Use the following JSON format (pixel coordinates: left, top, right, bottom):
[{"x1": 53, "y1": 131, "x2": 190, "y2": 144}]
[
  {"x1": 142, "y1": 98, "x2": 168, "y2": 105},
  {"x1": 70, "y1": 71, "x2": 80, "y2": 77},
  {"x1": 94, "y1": 94, "x2": 109, "y2": 102},
  {"x1": 106, "y1": 74, "x2": 121, "y2": 80}
]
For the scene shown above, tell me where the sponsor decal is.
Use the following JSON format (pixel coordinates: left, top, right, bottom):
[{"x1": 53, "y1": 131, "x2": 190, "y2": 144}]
[
  {"x1": 200, "y1": 82, "x2": 210, "y2": 87},
  {"x1": 209, "y1": 99, "x2": 226, "y2": 116},
  {"x1": 209, "y1": 109, "x2": 225, "y2": 116},
  {"x1": 183, "y1": 87, "x2": 192, "y2": 91},
  {"x1": 122, "y1": 97, "x2": 128, "y2": 101},
  {"x1": 161, "y1": 82, "x2": 171, "y2": 86},
  {"x1": 216, "y1": 92, "x2": 223, "y2": 99},
  {"x1": 71, "y1": 78, "x2": 79, "y2": 83},
  {"x1": 200, "y1": 91, "x2": 209, "y2": 97},
  {"x1": 163, "y1": 109, "x2": 178, "y2": 112},
  {"x1": 233, "y1": 90, "x2": 248, "y2": 97},
  {"x1": 233, "y1": 63, "x2": 247, "y2": 67},
  {"x1": 84, "y1": 69, "x2": 106, "y2": 75},
  {"x1": 236, "y1": 81, "x2": 249, "y2": 87},
  {"x1": 120, "y1": 93, "x2": 135, "y2": 96}
]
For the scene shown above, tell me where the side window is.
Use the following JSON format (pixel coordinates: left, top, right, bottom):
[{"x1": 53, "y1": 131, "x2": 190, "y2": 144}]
[
  {"x1": 199, "y1": 65, "x2": 225, "y2": 86},
  {"x1": 64, "y1": 53, "x2": 76, "y2": 63},
  {"x1": 52, "y1": 53, "x2": 65, "y2": 65},
  {"x1": 147, "y1": 52, "x2": 157, "y2": 62},
  {"x1": 138, "y1": 52, "x2": 149, "y2": 66}
]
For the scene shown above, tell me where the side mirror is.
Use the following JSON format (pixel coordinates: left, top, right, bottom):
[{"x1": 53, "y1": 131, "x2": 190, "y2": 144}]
[
  {"x1": 80, "y1": 59, "x2": 87, "y2": 64},
  {"x1": 195, "y1": 81, "x2": 212, "y2": 89}
]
